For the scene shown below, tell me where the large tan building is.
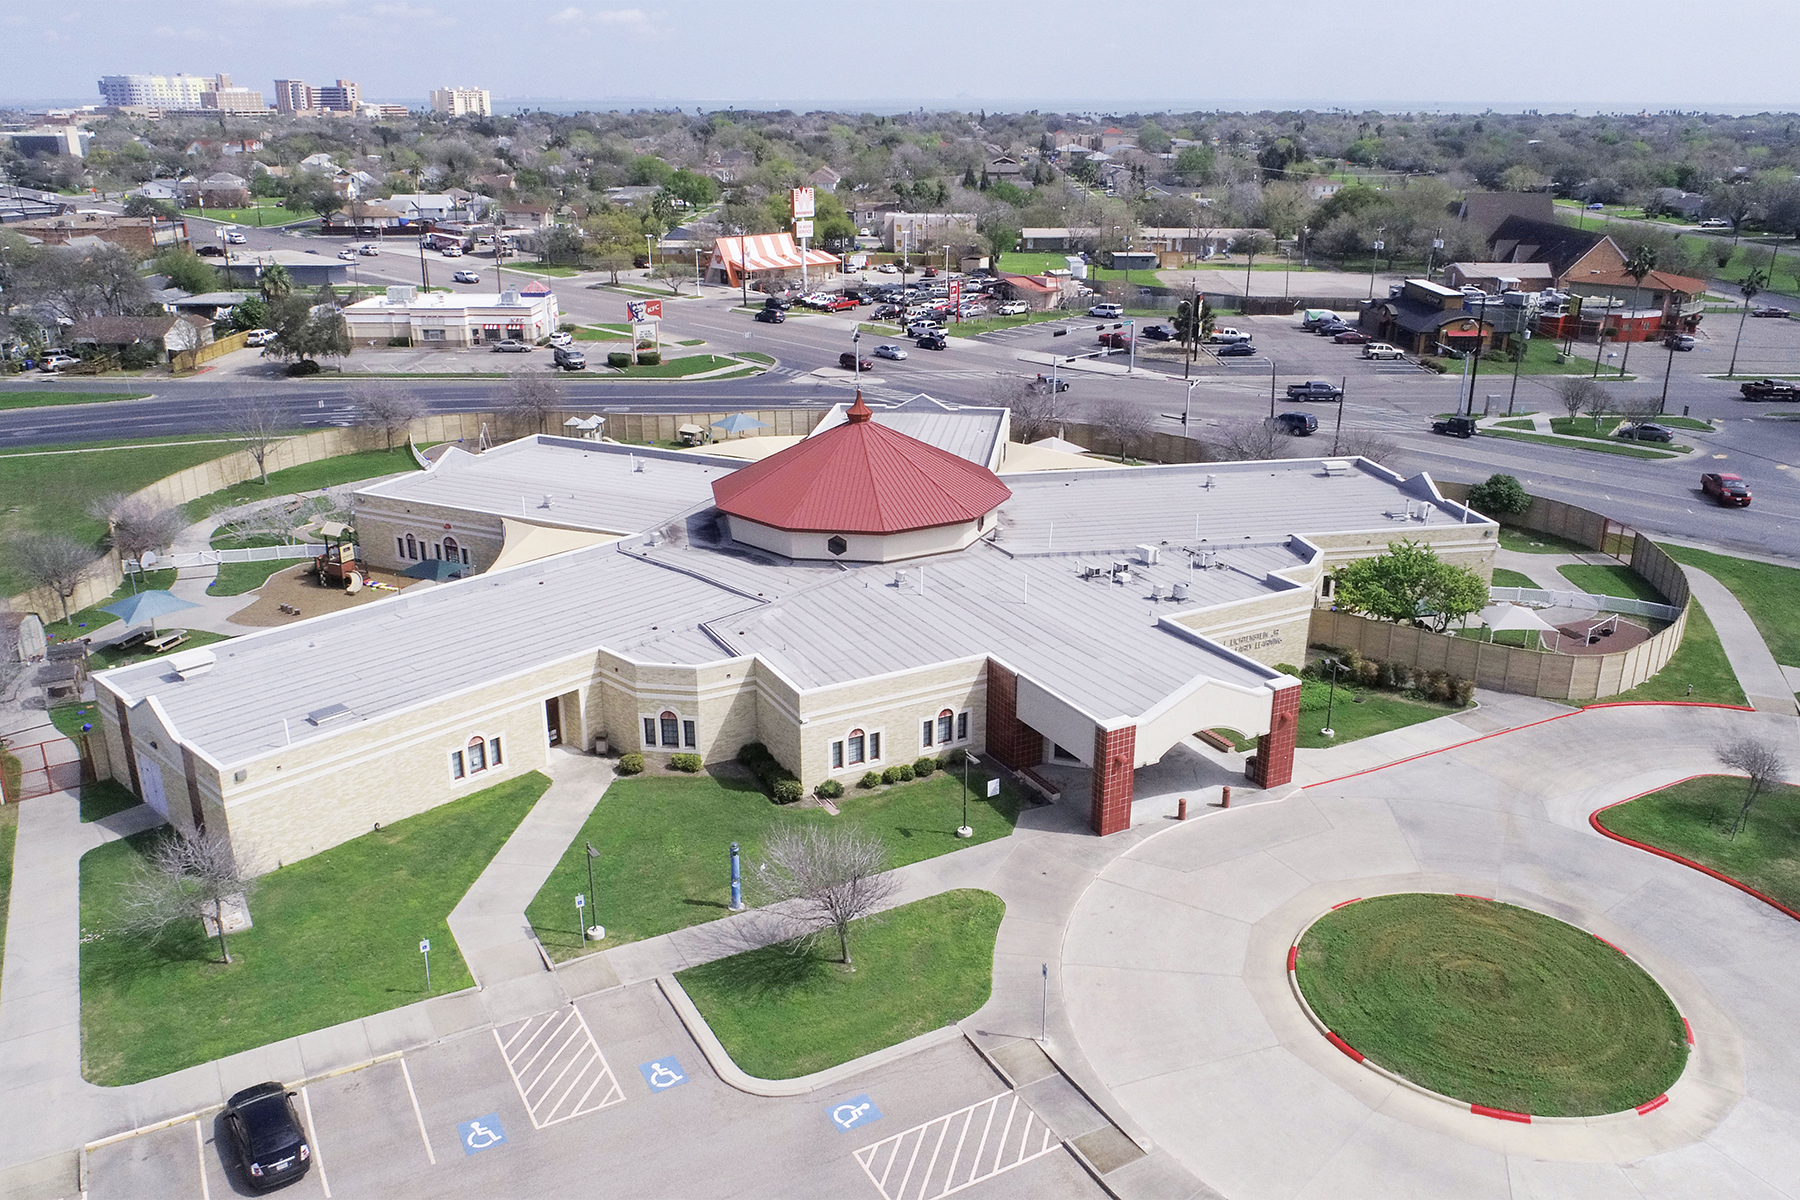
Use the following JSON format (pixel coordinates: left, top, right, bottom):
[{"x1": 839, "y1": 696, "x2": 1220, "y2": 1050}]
[{"x1": 93, "y1": 397, "x2": 1496, "y2": 872}]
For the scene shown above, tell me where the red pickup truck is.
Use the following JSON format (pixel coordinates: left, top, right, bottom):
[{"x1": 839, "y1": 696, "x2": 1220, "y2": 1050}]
[{"x1": 825, "y1": 296, "x2": 858, "y2": 312}]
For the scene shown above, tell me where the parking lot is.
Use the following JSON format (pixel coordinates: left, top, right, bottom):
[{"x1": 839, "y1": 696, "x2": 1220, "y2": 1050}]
[{"x1": 84, "y1": 983, "x2": 1102, "y2": 1199}]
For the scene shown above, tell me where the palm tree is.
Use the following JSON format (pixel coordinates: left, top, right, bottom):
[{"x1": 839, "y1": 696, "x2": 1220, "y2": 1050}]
[
  {"x1": 1615, "y1": 244, "x2": 1658, "y2": 379},
  {"x1": 257, "y1": 261, "x2": 292, "y2": 303},
  {"x1": 1726, "y1": 265, "x2": 1770, "y2": 378}
]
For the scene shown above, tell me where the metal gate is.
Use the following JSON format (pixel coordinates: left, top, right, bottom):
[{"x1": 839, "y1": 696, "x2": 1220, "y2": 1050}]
[
  {"x1": 2, "y1": 737, "x2": 90, "y2": 801},
  {"x1": 1600, "y1": 518, "x2": 1637, "y2": 562}
]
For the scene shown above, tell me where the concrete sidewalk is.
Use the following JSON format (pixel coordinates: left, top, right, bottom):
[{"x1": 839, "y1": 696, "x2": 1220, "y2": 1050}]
[{"x1": 1682, "y1": 566, "x2": 1799, "y2": 714}]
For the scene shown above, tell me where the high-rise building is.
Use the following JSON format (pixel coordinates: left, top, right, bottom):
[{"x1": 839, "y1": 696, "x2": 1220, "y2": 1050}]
[
  {"x1": 315, "y1": 79, "x2": 361, "y2": 112},
  {"x1": 203, "y1": 74, "x2": 265, "y2": 112},
  {"x1": 274, "y1": 79, "x2": 315, "y2": 113},
  {"x1": 429, "y1": 87, "x2": 492, "y2": 118},
  {"x1": 97, "y1": 74, "x2": 212, "y2": 110}
]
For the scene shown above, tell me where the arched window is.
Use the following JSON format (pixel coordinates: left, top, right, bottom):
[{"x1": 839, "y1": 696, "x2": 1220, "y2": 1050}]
[
  {"x1": 443, "y1": 535, "x2": 462, "y2": 565},
  {"x1": 937, "y1": 709, "x2": 955, "y2": 744},
  {"x1": 847, "y1": 729, "x2": 865, "y2": 764},
  {"x1": 405, "y1": 533, "x2": 418, "y2": 561},
  {"x1": 660, "y1": 711, "x2": 679, "y2": 747},
  {"x1": 467, "y1": 735, "x2": 487, "y2": 773}
]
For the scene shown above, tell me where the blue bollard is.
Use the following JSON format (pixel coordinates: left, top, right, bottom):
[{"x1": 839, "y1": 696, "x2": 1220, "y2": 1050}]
[{"x1": 729, "y1": 841, "x2": 744, "y2": 911}]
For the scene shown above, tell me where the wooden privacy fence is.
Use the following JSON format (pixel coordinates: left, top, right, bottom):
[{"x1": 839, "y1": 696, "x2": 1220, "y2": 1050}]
[{"x1": 171, "y1": 329, "x2": 249, "y2": 373}]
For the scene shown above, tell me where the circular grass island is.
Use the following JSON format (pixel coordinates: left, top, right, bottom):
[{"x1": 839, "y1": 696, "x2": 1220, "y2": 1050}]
[{"x1": 1294, "y1": 894, "x2": 1688, "y2": 1116}]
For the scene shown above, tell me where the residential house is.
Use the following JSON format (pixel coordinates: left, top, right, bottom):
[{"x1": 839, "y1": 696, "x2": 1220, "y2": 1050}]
[
  {"x1": 181, "y1": 173, "x2": 251, "y2": 208},
  {"x1": 1649, "y1": 188, "x2": 1707, "y2": 219},
  {"x1": 703, "y1": 151, "x2": 753, "y2": 184},
  {"x1": 1485, "y1": 215, "x2": 1626, "y2": 289},
  {"x1": 168, "y1": 291, "x2": 250, "y2": 321},
  {"x1": 985, "y1": 157, "x2": 1024, "y2": 183},
  {"x1": 384, "y1": 193, "x2": 461, "y2": 222},
  {"x1": 499, "y1": 202, "x2": 554, "y2": 230},
  {"x1": 70, "y1": 313, "x2": 213, "y2": 360},
  {"x1": 1098, "y1": 127, "x2": 1133, "y2": 151},
  {"x1": 132, "y1": 180, "x2": 182, "y2": 203},
  {"x1": 1455, "y1": 191, "x2": 1555, "y2": 240},
  {"x1": 1303, "y1": 177, "x2": 1343, "y2": 202},
  {"x1": 298, "y1": 152, "x2": 338, "y2": 172},
  {"x1": 184, "y1": 138, "x2": 265, "y2": 157},
  {"x1": 807, "y1": 166, "x2": 841, "y2": 192}
]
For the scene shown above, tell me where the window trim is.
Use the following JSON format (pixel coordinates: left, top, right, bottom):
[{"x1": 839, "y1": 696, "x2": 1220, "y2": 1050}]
[
  {"x1": 829, "y1": 724, "x2": 885, "y2": 774},
  {"x1": 639, "y1": 708, "x2": 696, "y2": 751},
  {"x1": 450, "y1": 731, "x2": 505, "y2": 784}
]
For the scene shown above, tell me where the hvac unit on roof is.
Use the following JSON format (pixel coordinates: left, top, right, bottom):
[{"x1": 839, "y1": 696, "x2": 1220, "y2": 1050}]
[
  {"x1": 1137, "y1": 544, "x2": 1159, "y2": 565},
  {"x1": 1171, "y1": 582, "x2": 1190, "y2": 601},
  {"x1": 167, "y1": 647, "x2": 216, "y2": 679}
]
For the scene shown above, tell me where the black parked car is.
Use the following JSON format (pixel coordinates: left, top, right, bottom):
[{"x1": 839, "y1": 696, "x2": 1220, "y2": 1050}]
[
  {"x1": 762, "y1": 296, "x2": 792, "y2": 310},
  {"x1": 754, "y1": 308, "x2": 785, "y2": 324},
  {"x1": 223, "y1": 1082, "x2": 311, "y2": 1192},
  {"x1": 916, "y1": 332, "x2": 948, "y2": 350},
  {"x1": 1274, "y1": 411, "x2": 1318, "y2": 436},
  {"x1": 1140, "y1": 324, "x2": 1175, "y2": 341},
  {"x1": 1216, "y1": 341, "x2": 1257, "y2": 357}
]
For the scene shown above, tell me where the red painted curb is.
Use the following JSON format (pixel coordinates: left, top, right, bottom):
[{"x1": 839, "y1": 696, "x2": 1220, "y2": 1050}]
[
  {"x1": 1331, "y1": 897, "x2": 1363, "y2": 910},
  {"x1": 1286, "y1": 945, "x2": 1298, "y2": 971},
  {"x1": 1636, "y1": 1094, "x2": 1670, "y2": 1115},
  {"x1": 1324, "y1": 1032, "x2": 1364, "y2": 1062},
  {"x1": 1470, "y1": 1104, "x2": 1531, "y2": 1124},
  {"x1": 1683, "y1": 1018, "x2": 1695, "y2": 1045},
  {"x1": 1594, "y1": 935, "x2": 1627, "y2": 956},
  {"x1": 1590, "y1": 784, "x2": 1800, "y2": 925},
  {"x1": 1455, "y1": 894, "x2": 1494, "y2": 901},
  {"x1": 1303, "y1": 702, "x2": 1757, "y2": 792}
]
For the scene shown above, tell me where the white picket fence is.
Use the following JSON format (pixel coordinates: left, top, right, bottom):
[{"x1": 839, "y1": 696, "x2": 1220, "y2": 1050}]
[
  {"x1": 1489, "y1": 585, "x2": 1680, "y2": 623},
  {"x1": 133, "y1": 543, "x2": 325, "y2": 571}
]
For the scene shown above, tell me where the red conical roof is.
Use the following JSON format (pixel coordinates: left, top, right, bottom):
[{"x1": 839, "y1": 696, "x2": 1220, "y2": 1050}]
[{"x1": 711, "y1": 407, "x2": 1011, "y2": 535}]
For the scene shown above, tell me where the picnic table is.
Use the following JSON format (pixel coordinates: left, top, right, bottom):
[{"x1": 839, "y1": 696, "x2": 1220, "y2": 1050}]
[{"x1": 142, "y1": 629, "x2": 189, "y2": 654}]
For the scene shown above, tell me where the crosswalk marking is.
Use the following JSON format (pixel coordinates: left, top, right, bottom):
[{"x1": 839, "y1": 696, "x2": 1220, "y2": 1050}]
[
  {"x1": 494, "y1": 1007, "x2": 625, "y2": 1130},
  {"x1": 854, "y1": 1093, "x2": 1061, "y2": 1200}
]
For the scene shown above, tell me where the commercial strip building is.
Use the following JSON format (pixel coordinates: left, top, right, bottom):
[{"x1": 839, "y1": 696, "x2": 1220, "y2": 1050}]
[
  {"x1": 341, "y1": 284, "x2": 560, "y2": 348},
  {"x1": 92, "y1": 396, "x2": 1495, "y2": 872}
]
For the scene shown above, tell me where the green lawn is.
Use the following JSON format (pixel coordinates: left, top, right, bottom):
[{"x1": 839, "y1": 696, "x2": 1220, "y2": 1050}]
[
  {"x1": 511, "y1": 263, "x2": 586, "y2": 277},
  {"x1": 80, "y1": 771, "x2": 549, "y2": 1085},
  {"x1": 209, "y1": 558, "x2": 301, "y2": 597},
  {"x1": 89, "y1": 629, "x2": 232, "y2": 672},
  {"x1": 0, "y1": 390, "x2": 150, "y2": 411},
  {"x1": 48, "y1": 702, "x2": 99, "y2": 741},
  {"x1": 42, "y1": 569, "x2": 178, "y2": 643},
  {"x1": 1593, "y1": 601, "x2": 1745, "y2": 707},
  {"x1": 180, "y1": 446, "x2": 419, "y2": 523},
  {"x1": 0, "y1": 436, "x2": 240, "y2": 597},
  {"x1": 946, "y1": 311, "x2": 1072, "y2": 338},
  {"x1": 181, "y1": 204, "x2": 314, "y2": 226},
  {"x1": 1295, "y1": 677, "x2": 1461, "y2": 749},
  {"x1": 608, "y1": 355, "x2": 748, "y2": 379},
  {"x1": 1297, "y1": 893, "x2": 1687, "y2": 1116},
  {"x1": 1491, "y1": 567, "x2": 1544, "y2": 589},
  {"x1": 81, "y1": 781, "x2": 142, "y2": 824},
  {"x1": 1433, "y1": 337, "x2": 1634, "y2": 378},
  {"x1": 0, "y1": 802, "x2": 16, "y2": 988},
  {"x1": 1598, "y1": 775, "x2": 1800, "y2": 912},
  {"x1": 1658, "y1": 545, "x2": 1800, "y2": 668},
  {"x1": 678, "y1": 889, "x2": 1003, "y2": 1079},
  {"x1": 1483, "y1": 428, "x2": 1675, "y2": 460},
  {"x1": 1546, "y1": 417, "x2": 1691, "y2": 452},
  {"x1": 574, "y1": 324, "x2": 632, "y2": 340},
  {"x1": 526, "y1": 768, "x2": 1020, "y2": 960},
  {"x1": 1557, "y1": 564, "x2": 1668, "y2": 605},
  {"x1": 1498, "y1": 526, "x2": 1595, "y2": 555}
]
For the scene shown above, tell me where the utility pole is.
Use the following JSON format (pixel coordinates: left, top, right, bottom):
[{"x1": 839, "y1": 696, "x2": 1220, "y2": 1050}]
[
  {"x1": 1658, "y1": 337, "x2": 1677, "y2": 415},
  {"x1": 1466, "y1": 293, "x2": 1488, "y2": 413},
  {"x1": 1590, "y1": 286, "x2": 1618, "y2": 378},
  {"x1": 1269, "y1": 358, "x2": 1277, "y2": 420},
  {"x1": 1508, "y1": 328, "x2": 1527, "y2": 415},
  {"x1": 1333, "y1": 376, "x2": 1345, "y2": 455}
]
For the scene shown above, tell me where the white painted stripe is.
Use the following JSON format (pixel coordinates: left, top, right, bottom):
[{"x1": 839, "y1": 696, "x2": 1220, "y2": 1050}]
[
  {"x1": 299, "y1": 1086, "x2": 331, "y2": 1199},
  {"x1": 400, "y1": 1058, "x2": 436, "y2": 1166}
]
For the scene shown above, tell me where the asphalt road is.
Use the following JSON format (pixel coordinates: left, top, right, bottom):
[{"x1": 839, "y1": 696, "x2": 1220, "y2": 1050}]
[{"x1": 6, "y1": 212, "x2": 1799, "y2": 559}]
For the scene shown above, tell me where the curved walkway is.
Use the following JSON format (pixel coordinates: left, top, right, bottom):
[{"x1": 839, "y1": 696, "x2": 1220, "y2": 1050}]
[{"x1": 1061, "y1": 703, "x2": 1800, "y2": 1200}]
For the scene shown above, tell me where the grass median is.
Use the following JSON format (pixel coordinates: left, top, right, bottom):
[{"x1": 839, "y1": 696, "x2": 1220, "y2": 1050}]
[
  {"x1": 1658, "y1": 545, "x2": 1800, "y2": 668},
  {"x1": 526, "y1": 767, "x2": 1020, "y2": 960},
  {"x1": 79, "y1": 771, "x2": 548, "y2": 1085},
  {"x1": 1296, "y1": 893, "x2": 1687, "y2": 1116},
  {"x1": 0, "y1": 390, "x2": 150, "y2": 411},
  {"x1": 0, "y1": 803, "x2": 15, "y2": 987},
  {"x1": 1482, "y1": 428, "x2": 1675, "y2": 459},
  {"x1": 678, "y1": 889, "x2": 1003, "y2": 1079},
  {"x1": 1591, "y1": 601, "x2": 1744, "y2": 706},
  {"x1": 1597, "y1": 775, "x2": 1800, "y2": 913},
  {"x1": 1556, "y1": 563, "x2": 1668, "y2": 604}
]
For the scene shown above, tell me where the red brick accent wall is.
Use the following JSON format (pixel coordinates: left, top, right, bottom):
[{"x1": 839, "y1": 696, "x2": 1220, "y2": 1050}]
[
  {"x1": 984, "y1": 660, "x2": 1043, "y2": 770},
  {"x1": 1090, "y1": 722, "x2": 1136, "y2": 836},
  {"x1": 1247, "y1": 685, "x2": 1299, "y2": 788}
]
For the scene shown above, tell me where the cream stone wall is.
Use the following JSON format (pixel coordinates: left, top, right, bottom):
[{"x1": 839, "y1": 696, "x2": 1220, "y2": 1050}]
[
  {"x1": 794, "y1": 658, "x2": 987, "y2": 785},
  {"x1": 724, "y1": 513, "x2": 989, "y2": 564},
  {"x1": 1306, "y1": 523, "x2": 1497, "y2": 588}
]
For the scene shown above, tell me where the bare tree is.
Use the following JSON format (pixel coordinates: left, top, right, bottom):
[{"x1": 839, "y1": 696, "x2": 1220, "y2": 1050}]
[
  {"x1": 0, "y1": 620, "x2": 25, "y2": 704},
  {"x1": 116, "y1": 829, "x2": 260, "y2": 964},
  {"x1": 13, "y1": 534, "x2": 93, "y2": 623},
  {"x1": 1209, "y1": 417, "x2": 1295, "y2": 462},
  {"x1": 107, "y1": 499, "x2": 184, "y2": 563},
  {"x1": 351, "y1": 381, "x2": 426, "y2": 450},
  {"x1": 1715, "y1": 739, "x2": 1788, "y2": 837},
  {"x1": 1582, "y1": 383, "x2": 1611, "y2": 432},
  {"x1": 1553, "y1": 376, "x2": 1603, "y2": 423},
  {"x1": 233, "y1": 395, "x2": 287, "y2": 485},
  {"x1": 989, "y1": 376, "x2": 1068, "y2": 444},
  {"x1": 504, "y1": 372, "x2": 564, "y2": 436},
  {"x1": 650, "y1": 259, "x2": 690, "y2": 296},
  {"x1": 1087, "y1": 398, "x2": 1156, "y2": 463},
  {"x1": 752, "y1": 826, "x2": 897, "y2": 968},
  {"x1": 1329, "y1": 429, "x2": 1400, "y2": 466},
  {"x1": 211, "y1": 501, "x2": 299, "y2": 547}
]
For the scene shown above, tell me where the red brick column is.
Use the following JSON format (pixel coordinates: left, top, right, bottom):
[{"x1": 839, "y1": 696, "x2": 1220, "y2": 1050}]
[
  {"x1": 1090, "y1": 720, "x2": 1136, "y2": 836},
  {"x1": 1246, "y1": 682, "x2": 1300, "y2": 788},
  {"x1": 984, "y1": 660, "x2": 1043, "y2": 770}
]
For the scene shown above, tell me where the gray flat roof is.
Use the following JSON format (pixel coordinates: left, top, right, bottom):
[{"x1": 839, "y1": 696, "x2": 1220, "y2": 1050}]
[
  {"x1": 810, "y1": 398, "x2": 1006, "y2": 466},
  {"x1": 358, "y1": 436, "x2": 738, "y2": 534}
]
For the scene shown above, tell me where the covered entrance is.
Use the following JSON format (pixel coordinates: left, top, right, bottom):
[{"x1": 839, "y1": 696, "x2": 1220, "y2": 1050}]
[{"x1": 545, "y1": 697, "x2": 562, "y2": 746}]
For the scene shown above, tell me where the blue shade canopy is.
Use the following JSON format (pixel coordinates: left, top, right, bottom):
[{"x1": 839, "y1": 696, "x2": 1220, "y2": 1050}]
[
  {"x1": 101, "y1": 590, "x2": 199, "y2": 627},
  {"x1": 710, "y1": 412, "x2": 770, "y2": 432}
]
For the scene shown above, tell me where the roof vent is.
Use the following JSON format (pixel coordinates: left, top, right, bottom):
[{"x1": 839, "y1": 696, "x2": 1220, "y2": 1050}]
[
  {"x1": 167, "y1": 648, "x2": 216, "y2": 679},
  {"x1": 1172, "y1": 582, "x2": 1190, "y2": 601},
  {"x1": 1320, "y1": 459, "x2": 1352, "y2": 475},
  {"x1": 305, "y1": 703, "x2": 354, "y2": 727},
  {"x1": 1204, "y1": 474, "x2": 1217, "y2": 490}
]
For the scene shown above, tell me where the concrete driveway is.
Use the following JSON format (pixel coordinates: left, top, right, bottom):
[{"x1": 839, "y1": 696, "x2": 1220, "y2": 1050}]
[{"x1": 1062, "y1": 703, "x2": 1800, "y2": 1199}]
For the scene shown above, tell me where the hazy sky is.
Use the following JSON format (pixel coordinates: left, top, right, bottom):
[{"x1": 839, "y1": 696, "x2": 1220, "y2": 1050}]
[{"x1": 5, "y1": 0, "x2": 1797, "y2": 112}]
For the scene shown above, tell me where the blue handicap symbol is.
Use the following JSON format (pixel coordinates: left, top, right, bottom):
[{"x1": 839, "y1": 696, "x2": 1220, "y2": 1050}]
[
  {"x1": 826, "y1": 1094, "x2": 882, "y2": 1133},
  {"x1": 637, "y1": 1057, "x2": 688, "y2": 1093},
  {"x1": 458, "y1": 1113, "x2": 508, "y2": 1156}
]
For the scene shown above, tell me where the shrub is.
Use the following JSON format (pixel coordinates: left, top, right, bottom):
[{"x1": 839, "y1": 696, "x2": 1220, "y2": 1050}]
[
  {"x1": 636, "y1": 350, "x2": 662, "y2": 366},
  {"x1": 772, "y1": 779, "x2": 804, "y2": 804},
  {"x1": 669, "y1": 752, "x2": 702, "y2": 773},
  {"x1": 386, "y1": 336, "x2": 412, "y2": 348},
  {"x1": 1426, "y1": 669, "x2": 1453, "y2": 703},
  {"x1": 1467, "y1": 473, "x2": 1531, "y2": 517},
  {"x1": 1452, "y1": 676, "x2": 1476, "y2": 706},
  {"x1": 607, "y1": 350, "x2": 632, "y2": 368},
  {"x1": 1274, "y1": 663, "x2": 1302, "y2": 677},
  {"x1": 120, "y1": 343, "x2": 159, "y2": 370},
  {"x1": 859, "y1": 771, "x2": 882, "y2": 789},
  {"x1": 617, "y1": 752, "x2": 645, "y2": 775},
  {"x1": 735, "y1": 740, "x2": 797, "y2": 797},
  {"x1": 287, "y1": 359, "x2": 322, "y2": 376},
  {"x1": 1420, "y1": 357, "x2": 1447, "y2": 374},
  {"x1": 814, "y1": 778, "x2": 845, "y2": 800},
  {"x1": 912, "y1": 756, "x2": 938, "y2": 777},
  {"x1": 1379, "y1": 660, "x2": 1405, "y2": 689},
  {"x1": 941, "y1": 747, "x2": 967, "y2": 768},
  {"x1": 882, "y1": 764, "x2": 915, "y2": 784},
  {"x1": 558, "y1": 322, "x2": 576, "y2": 333},
  {"x1": 1355, "y1": 657, "x2": 1380, "y2": 687}
]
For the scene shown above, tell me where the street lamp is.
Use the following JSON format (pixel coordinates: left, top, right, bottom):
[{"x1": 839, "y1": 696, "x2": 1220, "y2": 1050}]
[
  {"x1": 958, "y1": 752, "x2": 979, "y2": 838},
  {"x1": 1183, "y1": 378, "x2": 1200, "y2": 428},
  {"x1": 1320, "y1": 658, "x2": 1341, "y2": 738},
  {"x1": 1367, "y1": 230, "x2": 1386, "y2": 300}
]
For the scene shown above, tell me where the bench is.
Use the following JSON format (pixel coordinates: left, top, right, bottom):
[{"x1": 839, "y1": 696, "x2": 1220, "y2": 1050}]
[{"x1": 142, "y1": 629, "x2": 188, "y2": 654}]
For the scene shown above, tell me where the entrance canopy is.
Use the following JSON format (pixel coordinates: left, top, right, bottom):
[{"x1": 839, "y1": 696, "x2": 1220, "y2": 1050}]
[{"x1": 709, "y1": 233, "x2": 840, "y2": 285}]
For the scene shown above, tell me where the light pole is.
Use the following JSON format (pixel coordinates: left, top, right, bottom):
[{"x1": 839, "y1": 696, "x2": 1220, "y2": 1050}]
[
  {"x1": 729, "y1": 842, "x2": 745, "y2": 911},
  {"x1": 1658, "y1": 336, "x2": 1677, "y2": 415},
  {"x1": 1320, "y1": 658, "x2": 1341, "y2": 738},
  {"x1": 1367, "y1": 231, "x2": 1385, "y2": 299},
  {"x1": 1269, "y1": 357, "x2": 1277, "y2": 420},
  {"x1": 958, "y1": 753, "x2": 978, "y2": 838},
  {"x1": 584, "y1": 840, "x2": 598, "y2": 925},
  {"x1": 1184, "y1": 378, "x2": 1200, "y2": 429}
]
